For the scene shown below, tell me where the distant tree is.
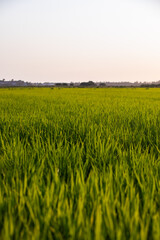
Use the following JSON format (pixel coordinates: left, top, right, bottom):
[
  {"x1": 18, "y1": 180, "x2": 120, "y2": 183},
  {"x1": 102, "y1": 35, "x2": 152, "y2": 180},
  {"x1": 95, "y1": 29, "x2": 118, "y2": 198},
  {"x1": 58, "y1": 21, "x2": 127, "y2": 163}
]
[
  {"x1": 55, "y1": 83, "x2": 68, "y2": 87},
  {"x1": 61, "y1": 83, "x2": 68, "y2": 86},
  {"x1": 99, "y1": 83, "x2": 106, "y2": 87},
  {"x1": 80, "y1": 81, "x2": 96, "y2": 87},
  {"x1": 70, "y1": 82, "x2": 74, "y2": 87},
  {"x1": 55, "y1": 83, "x2": 62, "y2": 87}
]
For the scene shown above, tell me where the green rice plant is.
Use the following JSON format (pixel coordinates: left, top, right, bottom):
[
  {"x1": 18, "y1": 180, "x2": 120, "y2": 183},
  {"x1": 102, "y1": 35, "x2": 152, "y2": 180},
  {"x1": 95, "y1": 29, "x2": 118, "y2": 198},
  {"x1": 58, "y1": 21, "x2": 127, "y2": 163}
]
[{"x1": 0, "y1": 88, "x2": 160, "y2": 239}]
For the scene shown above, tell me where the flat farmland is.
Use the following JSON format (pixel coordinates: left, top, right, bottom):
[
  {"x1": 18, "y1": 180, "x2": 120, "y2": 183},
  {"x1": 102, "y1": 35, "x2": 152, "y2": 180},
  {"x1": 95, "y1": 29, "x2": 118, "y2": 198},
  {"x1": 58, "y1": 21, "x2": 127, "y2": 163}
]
[{"x1": 0, "y1": 88, "x2": 160, "y2": 240}]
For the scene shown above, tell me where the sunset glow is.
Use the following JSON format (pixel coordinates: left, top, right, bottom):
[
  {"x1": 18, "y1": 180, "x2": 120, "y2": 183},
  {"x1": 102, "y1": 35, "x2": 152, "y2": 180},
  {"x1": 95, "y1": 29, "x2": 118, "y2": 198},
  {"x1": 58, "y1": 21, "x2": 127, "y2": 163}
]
[{"x1": 0, "y1": 0, "x2": 160, "y2": 82}]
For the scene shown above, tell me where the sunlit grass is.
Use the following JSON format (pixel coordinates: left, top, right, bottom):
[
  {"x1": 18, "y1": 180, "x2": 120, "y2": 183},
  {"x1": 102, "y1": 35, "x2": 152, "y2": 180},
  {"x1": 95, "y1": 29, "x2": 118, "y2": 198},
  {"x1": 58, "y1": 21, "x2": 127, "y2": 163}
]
[{"x1": 0, "y1": 88, "x2": 160, "y2": 239}]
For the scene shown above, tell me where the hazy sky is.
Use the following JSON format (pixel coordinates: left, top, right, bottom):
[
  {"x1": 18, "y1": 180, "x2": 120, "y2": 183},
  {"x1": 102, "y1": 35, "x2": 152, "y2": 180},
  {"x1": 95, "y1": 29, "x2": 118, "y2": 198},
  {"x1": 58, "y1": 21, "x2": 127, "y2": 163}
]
[{"x1": 0, "y1": 0, "x2": 160, "y2": 83}]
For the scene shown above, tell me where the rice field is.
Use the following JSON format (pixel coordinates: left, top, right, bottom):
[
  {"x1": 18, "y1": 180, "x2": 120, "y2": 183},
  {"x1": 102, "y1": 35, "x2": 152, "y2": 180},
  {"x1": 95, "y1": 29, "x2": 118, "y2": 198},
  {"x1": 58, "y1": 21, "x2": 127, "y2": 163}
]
[{"x1": 0, "y1": 87, "x2": 160, "y2": 240}]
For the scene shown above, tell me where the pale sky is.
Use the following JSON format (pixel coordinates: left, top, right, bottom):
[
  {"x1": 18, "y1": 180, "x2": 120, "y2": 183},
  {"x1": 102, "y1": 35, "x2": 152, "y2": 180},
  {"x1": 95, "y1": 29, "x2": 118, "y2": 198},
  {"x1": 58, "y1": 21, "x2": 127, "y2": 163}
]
[{"x1": 0, "y1": 0, "x2": 160, "y2": 83}]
